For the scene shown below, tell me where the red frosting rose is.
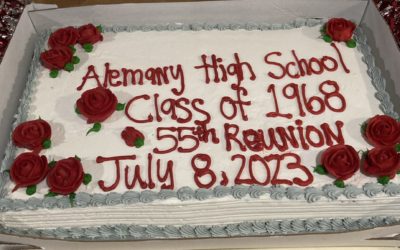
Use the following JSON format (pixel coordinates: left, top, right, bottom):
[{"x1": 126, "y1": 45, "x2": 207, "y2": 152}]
[
  {"x1": 76, "y1": 87, "x2": 118, "y2": 123},
  {"x1": 40, "y1": 46, "x2": 73, "y2": 70},
  {"x1": 121, "y1": 127, "x2": 145, "y2": 147},
  {"x1": 12, "y1": 119, "x2": 51, "y2": 152},
  {"x1": 10, "y1": 152, "x2": 48, "y2": 192},
  {"x1": 321, "y1": 144, "x2": 360, "y2": 180},
  {"x1": 78, "y1": 24, "x2": 103, "y2": 45},
  {"x1": 47, "y1": 157, "x2": 84, "y2": 195},
  {"x1": 48, "y1": 26, "x2": 79, "y2": 48},
  {"x1": 325, "y1": 18, "x2": 356, "y2": 42},
  {"x1": 365, "y1": 115, "x2": 400, "y2": 147},
  {"x1": 363, "y1": 147, "x2": 400, "y2": 178}
]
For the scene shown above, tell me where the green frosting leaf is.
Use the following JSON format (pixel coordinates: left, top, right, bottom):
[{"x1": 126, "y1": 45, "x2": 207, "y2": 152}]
[
  {"x1": 75, "y1": 107, "x2": 81, "y2": 115},
  {"x1": 64, "y1": 63, "x2": 74, "y2": 72},
  {"x1": 26, "y1": 185, "x2": 36, "y2": 196},
  {"x1": 96, "y1": 25, "x2": 104, "y2": 33},
  {"x1": 378, "y1": 176, "x2": 390, "y2": 185},
  {"x1": 361, "y1": 150, "x2": 368, "y2": 160},
  {"x1": 116, "y1": 103, "x2": 125, "y2": 111},
  {"x1": 334, "y1": 180, "x2": 345, "y2": 188},
  {"x1": 395, "y1": 143, "x2": 400, "y2": 152},
  {"x1": 320, "y1": 24, "x2": 326, "y2": 34},
  {"x1": 83, "y1": 173, "x2": 92, "y2": 185},
  {"x1": 314, "y1": 164, "x2": 327, "y2": 175},
  {"x1": 86, "y1": 122, "x2": 101, "y2": 135},
  {"x1": 3, "y1": 170, "x2": 10, "y2": 174},
  {"x1": 45, "y1": 191, "x2": 58, "y2": 197},
  {"x1": 69, "y1": 45, "x2": 76, "y2": 54},
  {"x1": 83, "y1": 43, "x2": 93, "y2": 52},
  {"x1": 42, "y1": 139, "x2": 51, "y2": 149},
  {"x1": 75, "y1": 155, "x2": 81, "y2": 161},
  {"x1": 48, "y1": 160, "x2": 57, "y2": 168},
  {"x1": 346, "y1": 39, "x2": 357, "y2": 48},
  {"x1": 322, "y1": 35, "x2": 332, "y2": 43},
  {"x1": 49, "y1": 69, "x2": 59, "y2": 78},
  {"x1": 360, "y1": 121, "x2": 367, "y2": 135},
  {"x1": 135, "y1": 138, "x2": 145, "y2": 148},
  {"x1": 72, "y1": 56, "x2": 80, "y2": 64},
  {"x1": 69, "y1": 193, "x2": 76, "y2": 205}
]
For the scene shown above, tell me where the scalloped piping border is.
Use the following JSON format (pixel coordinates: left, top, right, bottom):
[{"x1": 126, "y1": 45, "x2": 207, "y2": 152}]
[
  {"x1": 0, "y1": 19, "x2": 400, "y2": 212},
  {"x1": 1, "y1": 178, "x2": 400, "y2": 212},
  {"x1": 1, "y1": 216, "x2": 398, "y2": 240}
]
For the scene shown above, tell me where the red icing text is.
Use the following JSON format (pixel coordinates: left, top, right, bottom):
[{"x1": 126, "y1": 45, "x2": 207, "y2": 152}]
[
  {"x1": 264, "y1": 45, "x2": 349, "y2": 80},
  {"x1": 76, "y1": 63, "x2": 185, "y2": 95},
  {"x1": 96, "y1": 153, "x2": 174, "y2": 191}
]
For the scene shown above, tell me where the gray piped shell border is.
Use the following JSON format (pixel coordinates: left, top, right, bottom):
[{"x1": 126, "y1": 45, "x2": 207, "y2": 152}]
[
  {"x1": 0, "y1": 19, "x2": 399, "y2": 240},
  {"x1": 0, "y1": 181, "x2": 400, "y2": 212},
  {"x1": 0, "y1": 216, "x2": 398, "y2": 241}
]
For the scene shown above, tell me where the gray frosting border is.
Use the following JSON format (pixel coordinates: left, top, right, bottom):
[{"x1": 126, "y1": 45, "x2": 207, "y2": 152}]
[
  {"x1": 1, "y1": 181, "x2": 400, "y2": 212},
  {"x1": 0, "y1": 19, "x2": 399, "y2": 240},
  {"x1": 0, "y1": 216, "x2": 398, "y2": 240},
  {"x1": 354, "y1": 26, "x2": 399, "y2": 119}
]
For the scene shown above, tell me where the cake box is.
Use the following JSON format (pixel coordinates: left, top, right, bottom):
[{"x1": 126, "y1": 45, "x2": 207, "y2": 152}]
[{"x1": 0, "y1": 0, "x2": 399, "y2": 249}]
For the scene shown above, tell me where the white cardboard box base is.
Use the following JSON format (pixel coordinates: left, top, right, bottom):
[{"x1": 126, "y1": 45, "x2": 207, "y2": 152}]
[{"x1": 0, "y1": 225, "x2": 400, "y2": 249}]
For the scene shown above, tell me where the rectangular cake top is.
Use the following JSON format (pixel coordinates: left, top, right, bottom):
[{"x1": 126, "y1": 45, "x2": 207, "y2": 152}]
[{"x1": 2, "y1": 20, "x2": 399, "y2": 202}]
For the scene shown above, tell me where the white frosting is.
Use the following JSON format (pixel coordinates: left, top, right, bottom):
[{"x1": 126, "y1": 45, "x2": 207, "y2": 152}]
[
  {"x1": 7, "y1": 26, "x2": 384, "y2": 199},
  {"x1": 1, "y1": 25, "x2": 395, "y2": 232},
  {"x1": 1, "y1": 196, "x2": 399, "y2": 229}
]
